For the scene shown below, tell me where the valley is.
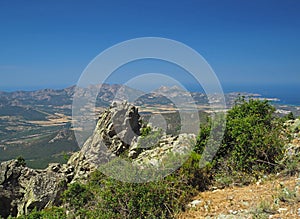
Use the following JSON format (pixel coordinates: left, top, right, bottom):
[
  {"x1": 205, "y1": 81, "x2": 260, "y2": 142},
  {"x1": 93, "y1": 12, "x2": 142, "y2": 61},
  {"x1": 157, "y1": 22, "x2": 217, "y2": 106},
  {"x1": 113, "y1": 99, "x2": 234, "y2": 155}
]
[{"x1": 0, "y1": 84, "x2": 299, "y2": 169}]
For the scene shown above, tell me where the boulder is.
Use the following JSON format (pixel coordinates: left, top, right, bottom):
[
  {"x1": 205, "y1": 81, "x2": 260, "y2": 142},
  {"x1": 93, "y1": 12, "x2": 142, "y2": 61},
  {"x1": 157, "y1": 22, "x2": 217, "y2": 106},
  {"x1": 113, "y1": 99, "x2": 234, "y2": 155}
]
[
  {"x1": 0, "y1": 160, "x2": 68, "y2": 217},
  {"x1": 81, "y1": 101, "x2": 142, "y2": 165},
  {"x1": 133, "y1": 133, "x2": 196, "y2": 167}
]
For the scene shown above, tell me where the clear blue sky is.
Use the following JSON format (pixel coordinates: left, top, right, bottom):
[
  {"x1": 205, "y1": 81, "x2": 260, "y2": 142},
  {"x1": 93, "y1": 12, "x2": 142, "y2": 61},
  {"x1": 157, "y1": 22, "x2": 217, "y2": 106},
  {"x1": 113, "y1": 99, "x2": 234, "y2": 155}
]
[{"x1": 0, "y1": 0, "x2": 299, "y2": 91}]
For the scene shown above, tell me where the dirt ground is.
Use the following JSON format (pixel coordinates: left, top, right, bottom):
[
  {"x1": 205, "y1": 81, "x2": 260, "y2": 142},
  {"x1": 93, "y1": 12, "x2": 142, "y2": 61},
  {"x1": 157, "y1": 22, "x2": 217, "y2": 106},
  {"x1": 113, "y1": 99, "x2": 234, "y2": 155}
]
[{"x1": 177, "y1": 175, "x2": 300, "y2": 219}]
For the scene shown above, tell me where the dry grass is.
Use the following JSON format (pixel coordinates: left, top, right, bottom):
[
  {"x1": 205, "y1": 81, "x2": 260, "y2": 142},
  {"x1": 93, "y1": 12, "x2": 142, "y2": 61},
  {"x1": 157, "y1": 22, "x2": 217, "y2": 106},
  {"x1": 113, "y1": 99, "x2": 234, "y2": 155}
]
[{"x1": 177, "y1": 175, "x2": 300, "y2": 219}]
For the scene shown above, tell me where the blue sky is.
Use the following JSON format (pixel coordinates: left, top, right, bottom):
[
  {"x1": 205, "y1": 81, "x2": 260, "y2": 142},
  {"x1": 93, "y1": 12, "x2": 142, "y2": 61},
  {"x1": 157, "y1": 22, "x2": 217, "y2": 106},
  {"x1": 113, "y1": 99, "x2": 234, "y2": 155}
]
[{"x1": 0, "y1": 0, "x2": 299, "y2": 91}]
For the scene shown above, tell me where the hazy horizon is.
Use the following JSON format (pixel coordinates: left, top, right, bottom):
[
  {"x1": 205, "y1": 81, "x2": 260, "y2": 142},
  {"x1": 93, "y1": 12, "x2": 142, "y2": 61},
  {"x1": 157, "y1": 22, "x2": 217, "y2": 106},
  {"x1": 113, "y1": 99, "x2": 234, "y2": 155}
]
[{"x1": 0, "y1": 1, "x2": 299, "y2": 91}]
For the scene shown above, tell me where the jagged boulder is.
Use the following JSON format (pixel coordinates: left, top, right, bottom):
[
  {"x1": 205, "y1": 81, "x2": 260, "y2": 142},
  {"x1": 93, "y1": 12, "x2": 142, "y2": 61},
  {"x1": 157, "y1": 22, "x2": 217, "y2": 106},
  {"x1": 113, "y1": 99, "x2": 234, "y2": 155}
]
[
  {"x1": 67, "y1": 151, "x2": 96, "y2": 182},
  {"x1": 0, "y1": 160, "x2": 67, "y2": 218},
  {"x1": 133, "y1": 133, "x2": 195, "y2": 167},
  {"x1": 81, "y1": 101, "x2": 142, "y2": 165},
  {"x1": 0, "y1": 154, "x2": 97, "y2": 218}
]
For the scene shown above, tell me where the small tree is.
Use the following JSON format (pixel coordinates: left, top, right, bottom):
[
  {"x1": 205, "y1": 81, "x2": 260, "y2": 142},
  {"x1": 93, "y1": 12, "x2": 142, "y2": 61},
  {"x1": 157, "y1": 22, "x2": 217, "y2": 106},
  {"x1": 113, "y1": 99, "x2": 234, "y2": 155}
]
[
  {"x1": 196, "y1": 98, "x2": 285, "y2": 174},
  {"x1": 220, "y1": 98, "x2": 284, "y2": 173}
]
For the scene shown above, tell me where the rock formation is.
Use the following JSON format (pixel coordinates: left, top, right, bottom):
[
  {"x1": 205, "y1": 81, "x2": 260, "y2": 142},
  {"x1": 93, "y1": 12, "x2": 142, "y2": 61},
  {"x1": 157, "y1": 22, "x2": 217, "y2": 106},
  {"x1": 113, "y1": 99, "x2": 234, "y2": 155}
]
[
  {"x1": 81, "y1": 101, "x2": 141, "y2": 165},
  {"x1": 282, "y1": 119, "x2": 300, "y2": 162},
  {"x1": 0, "y1": 102, "x2": 196, "y2": 218},
  {"x1": 0, "y1": 160, "x2": 67, "y2": 218}
]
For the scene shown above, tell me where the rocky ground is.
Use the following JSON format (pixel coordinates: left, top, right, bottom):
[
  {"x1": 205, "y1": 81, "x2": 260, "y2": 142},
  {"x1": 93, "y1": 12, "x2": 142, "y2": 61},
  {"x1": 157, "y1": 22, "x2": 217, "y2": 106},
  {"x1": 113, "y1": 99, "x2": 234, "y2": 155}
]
[{"x1": 178, "y1": 175, "x2": 300, "y2": 219}]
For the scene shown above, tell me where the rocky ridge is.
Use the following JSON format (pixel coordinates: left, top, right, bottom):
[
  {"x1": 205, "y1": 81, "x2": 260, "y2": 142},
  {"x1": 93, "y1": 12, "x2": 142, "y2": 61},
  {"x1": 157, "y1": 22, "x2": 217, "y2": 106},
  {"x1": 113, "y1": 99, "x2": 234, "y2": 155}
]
[{"x1": 0, "y1": 102, "x2": 195, "y2": 218}]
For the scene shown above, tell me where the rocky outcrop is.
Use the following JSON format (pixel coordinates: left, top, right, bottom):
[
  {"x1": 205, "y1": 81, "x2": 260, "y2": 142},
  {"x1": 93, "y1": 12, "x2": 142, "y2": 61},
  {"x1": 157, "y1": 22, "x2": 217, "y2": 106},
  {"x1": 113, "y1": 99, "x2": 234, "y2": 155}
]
[
  {"x1": 282, "y1": 119, "x2": 300, "y2": 162},
  {"x1": 81, "y1": 101, "x2": 141, "y2": 165},
  {"x1": 133, "y1": 133, "x2": 195, "y2": 167},
  {"x1": 48, "y1": 129, "x2": 74, "y2": 143},
  {"x1": 0, "y1": 153, "x2": 95, "y2": 218},
  {"x1": 0, "y1": 102, "x2": 196, "y2": 218},
  {"x1": 81, "y1": 101, "x2": 195, "y2": 168},
  {"x1": 0, "y1": 160, "x2": 66, "y2": 218}
]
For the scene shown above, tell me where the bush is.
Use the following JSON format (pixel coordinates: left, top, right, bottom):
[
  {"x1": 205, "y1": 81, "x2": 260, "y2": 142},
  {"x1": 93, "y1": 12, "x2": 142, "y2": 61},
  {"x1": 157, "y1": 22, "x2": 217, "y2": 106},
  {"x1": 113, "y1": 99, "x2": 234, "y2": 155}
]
[
  {"x1": 221, "y1": 98, "x2": 284, "y2": 173},
  {"x1": 90, "y1": 175, "x2": 187, "y2": 218},
  {"x1": 195, "y1": 117, "x2": 211, "y2": 155},
  {"x1": 57, "y1": 151, "x2": 209, "y2": 219},
  {"x1": 16, "y1": 207, "x2": 66, "y2": 219},
  {"x1": 16, "y1": 156, "x2": 26, "y2": 167},
  {"x1": 196, "y1": 98, "x2": 285, "y2": 175},
  {"x1": 62, "y1": 182, "x2": 92, "y2": 212},
  {"x1": 87, "y1": 156, "x2": 207, "y2": 218}
]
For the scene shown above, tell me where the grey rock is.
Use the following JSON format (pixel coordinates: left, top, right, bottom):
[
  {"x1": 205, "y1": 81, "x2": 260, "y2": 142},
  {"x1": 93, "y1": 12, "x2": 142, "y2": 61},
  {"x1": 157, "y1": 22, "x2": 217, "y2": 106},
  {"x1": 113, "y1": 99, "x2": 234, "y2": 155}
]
[
  {"x1": 187, "y1": 199, "x2": 202, "y2": 208},
  {"x1": 0, "y1": 153, "x2": 96, "y2": 218},
  {"x1": 133, "y1": 133, "x2": 195, "y2": 167},
  {"x1": 0, "y1": 160, "x2": 67, "y2": 217},
  {"x1": 82, "y1": 101, "x2": 142, "y2": 165}
]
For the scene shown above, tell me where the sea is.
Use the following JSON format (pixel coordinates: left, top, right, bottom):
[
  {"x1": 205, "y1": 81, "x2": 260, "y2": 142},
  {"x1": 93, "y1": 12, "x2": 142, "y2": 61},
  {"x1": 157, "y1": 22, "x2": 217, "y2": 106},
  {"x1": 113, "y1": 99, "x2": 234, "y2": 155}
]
[{"x1": 221, "y1": 83, "x2": 300, "y2": 106}]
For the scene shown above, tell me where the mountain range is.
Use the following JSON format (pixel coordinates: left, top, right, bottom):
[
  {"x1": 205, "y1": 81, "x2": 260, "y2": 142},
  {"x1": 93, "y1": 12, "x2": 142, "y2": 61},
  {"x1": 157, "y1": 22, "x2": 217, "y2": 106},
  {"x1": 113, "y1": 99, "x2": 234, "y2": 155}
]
[{"x1": 0, "y1": 84, "x2": 298, "y2": 169}]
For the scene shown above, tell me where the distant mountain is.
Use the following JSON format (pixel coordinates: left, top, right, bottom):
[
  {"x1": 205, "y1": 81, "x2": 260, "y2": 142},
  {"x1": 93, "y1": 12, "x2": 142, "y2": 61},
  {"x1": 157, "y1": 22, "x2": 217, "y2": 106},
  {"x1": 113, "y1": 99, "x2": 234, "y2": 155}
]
[{"x1": 0, "y1": 84, "x2": 273, "y2": 110}]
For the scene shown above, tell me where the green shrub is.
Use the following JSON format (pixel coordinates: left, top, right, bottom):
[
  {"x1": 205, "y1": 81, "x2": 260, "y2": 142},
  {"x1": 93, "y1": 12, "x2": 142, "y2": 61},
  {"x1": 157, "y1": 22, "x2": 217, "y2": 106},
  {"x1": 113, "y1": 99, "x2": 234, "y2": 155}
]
[
  {"x1": 86, "y1": 159, "x2": 206, "y2": 218},
  {"x1": 283, "y1": 155, "x2": 300, "y2": 176},
  {"x1": 16, "y1": 156, "x2": 26, "y2": 167},
  {"x1": 195, "y1": 117, "x2": 211, "y2": 155},
  {"x1": 62, "y1": 182, "x2": 92, "y2": 212},
  {"x1": 283, "y1": 112, "x2": 295, "y2": 121},
  {"x1": 59, "y1": 151, "x2": 209, "y2": 219},
  {"x1": 197, "y1": 98, "x2": 285, "y2": 175},
  {"x1": 137, "y1": 127, "x2": 163, "y2": 150},
  {"x1": 140, "y1": 125, "x2": 152, "y2": 137},
  {"x1": 16, "y1": 207, "x2": 66, "y2": 219},
  {"x1": 224, "y1": 98, "x2": 284, "y2": 173}
]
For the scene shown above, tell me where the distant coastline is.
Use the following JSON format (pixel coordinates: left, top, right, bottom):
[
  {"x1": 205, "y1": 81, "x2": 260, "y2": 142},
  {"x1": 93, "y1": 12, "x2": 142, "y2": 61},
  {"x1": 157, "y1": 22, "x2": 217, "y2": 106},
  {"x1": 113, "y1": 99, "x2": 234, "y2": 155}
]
[
  {"x1": 221, "y1": 83, "x2": 300, "y2": 106},
  {"x1": 1, "y1": 83, "x2": 299, "y2": 106}
]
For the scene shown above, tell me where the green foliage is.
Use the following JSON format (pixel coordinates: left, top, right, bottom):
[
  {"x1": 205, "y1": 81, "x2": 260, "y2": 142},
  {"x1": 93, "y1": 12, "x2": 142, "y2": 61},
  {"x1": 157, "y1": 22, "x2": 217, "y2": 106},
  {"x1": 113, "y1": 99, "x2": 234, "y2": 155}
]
[
  {"x1": 16, "y1": 207, "x2": 66, "y2": 219},
  {"x1": 283, "y1": 112, "x2": 295, "y2": 121},
  {"x1": 137, "y1": 127, "x2": 163, "y2": 150},
  {"x1": 196, "y1": 98, "x2": 285, "y2": 175},
  {"x1": 195, "y1": 117, "x2": 211, "y2": 154},
  {"x1": 140, "y1": 125, "x2": 152, "y2": 137},
  {"x1": 91, "y1": 176, "x2": 183, "y2": 218},
  {"x1": 56, "y1": 151, "x2": 209, "y2": 219},
  {"x1": 62, "y1": 182, "x2": 92, "y2": 211},
  {"x1": 282, "y1": 155, "x2": 300, "y2": 176},
  {"x1": 16, "y1": 156, "x2": 26, "y2": 167},
  {"x1": 62, "y1": 152, "x2": 71, "y2": 162},
  {"x1": 177, "y1": 152, "x2": 211, "y2": 191},
  {"x1": 219, "y1": 98, "x2": 284, "y2": 173}
]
